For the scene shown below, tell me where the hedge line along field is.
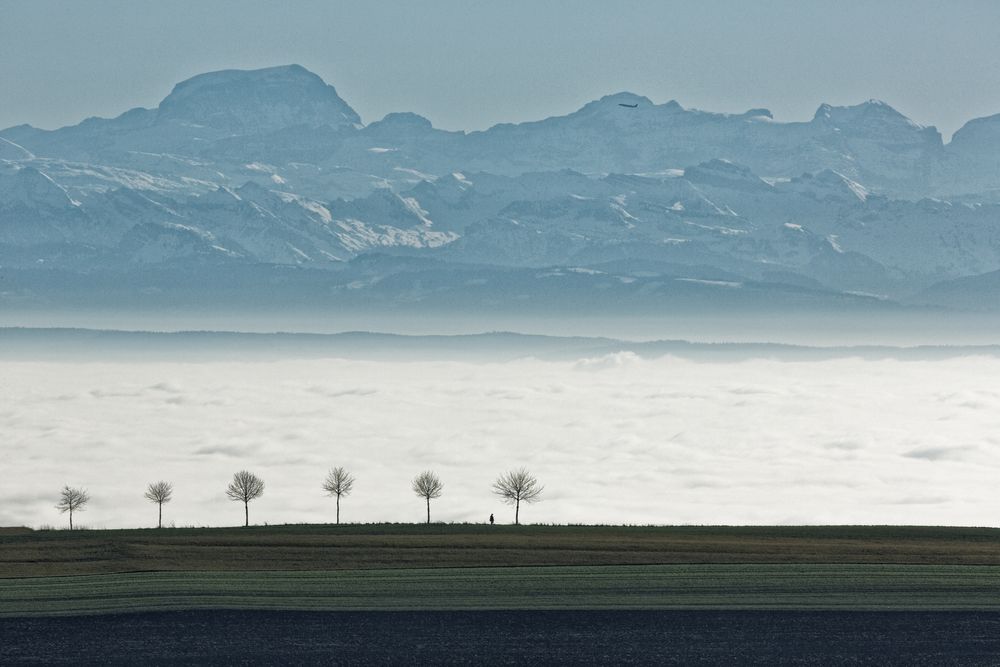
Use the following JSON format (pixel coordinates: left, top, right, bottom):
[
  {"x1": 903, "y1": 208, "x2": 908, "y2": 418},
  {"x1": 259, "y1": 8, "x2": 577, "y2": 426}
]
[
  {"x1": 6, "y1": 564, "x2": 1000, "y2": 616},
  {"x1": 4, "y1": 524, "x2": 1000, "y2": 578}
]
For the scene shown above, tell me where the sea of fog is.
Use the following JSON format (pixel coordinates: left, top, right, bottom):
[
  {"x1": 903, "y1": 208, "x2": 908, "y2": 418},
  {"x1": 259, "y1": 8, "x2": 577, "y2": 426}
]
[{"x1": 3, "y1": 348, "x2": 1000, "y2": 529}]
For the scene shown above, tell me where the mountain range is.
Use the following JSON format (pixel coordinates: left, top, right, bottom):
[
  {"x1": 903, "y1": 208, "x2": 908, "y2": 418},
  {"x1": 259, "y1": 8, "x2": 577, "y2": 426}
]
[{"x1": 3, "y1": 64, "x2": 999, "y2": 313}]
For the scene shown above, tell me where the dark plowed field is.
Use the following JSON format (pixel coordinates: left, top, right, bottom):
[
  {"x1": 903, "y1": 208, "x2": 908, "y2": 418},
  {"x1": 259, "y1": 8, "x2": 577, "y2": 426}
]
[{"x1": 4, "y1": 609, "x2": 1000, "y2": 665}]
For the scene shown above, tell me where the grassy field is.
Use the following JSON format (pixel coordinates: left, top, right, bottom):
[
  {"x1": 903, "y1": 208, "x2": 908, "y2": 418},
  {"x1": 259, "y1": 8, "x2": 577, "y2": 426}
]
[
  {"x1": 5, "y1": 564, "x2": 1000, "y2": 616},
  {"x1": 4, "y1": 524, "x2": 1000, "y2": 617},
  {"x1": 4, "y1": 524, "x2": 1000, "y2": 578}
]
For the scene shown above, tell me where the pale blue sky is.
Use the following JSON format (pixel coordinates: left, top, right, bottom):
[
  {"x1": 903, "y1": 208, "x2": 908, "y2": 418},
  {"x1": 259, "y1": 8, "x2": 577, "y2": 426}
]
[{"x1": 3, "y1": 0, "x2": 999, "y2": 139}]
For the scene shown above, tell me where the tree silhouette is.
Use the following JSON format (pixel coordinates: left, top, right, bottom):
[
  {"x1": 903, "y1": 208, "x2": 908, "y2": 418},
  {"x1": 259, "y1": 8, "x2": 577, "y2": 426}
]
[
  {"x1": 491, "y1": 468, "x2": 543, "y2": 525},
  {"x1": 226, "y1": 470, "x2": 264, "y2": 527},
  {"x1": 411, "y1": 470, "x2": 443, "y2": 524},
  {"x1": 144, "y1": 481, "x2": 173, "y2": 528},
  {"x1": 56, "y1": 486, "x2": 90, "y2": 530},
  {"x1": 322, "y1": 467, "x2": 355, "y2": 524}
]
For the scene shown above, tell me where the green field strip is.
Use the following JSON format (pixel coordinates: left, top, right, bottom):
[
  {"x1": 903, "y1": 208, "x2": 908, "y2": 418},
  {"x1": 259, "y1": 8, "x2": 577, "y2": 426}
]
[
  {"x1": 6, "y1": 525, "x2": 1000, "y2": 578},
  {"x1": 4, "y1": 564, "x2": 1000, "y2": 616}
]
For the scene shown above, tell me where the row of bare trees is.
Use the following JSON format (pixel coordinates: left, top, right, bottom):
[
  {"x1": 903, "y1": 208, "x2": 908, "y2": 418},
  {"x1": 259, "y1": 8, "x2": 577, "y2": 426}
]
[{"x1": 55, "y1": 467, "x2": 543, "y2": 529}]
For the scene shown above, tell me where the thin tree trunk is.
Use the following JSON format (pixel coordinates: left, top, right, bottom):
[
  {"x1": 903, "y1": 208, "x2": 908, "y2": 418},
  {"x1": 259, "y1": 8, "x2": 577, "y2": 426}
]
[
  {"x1": 244, "y1": 501, "x2": 249, "y2": 527},
  {"x1": 515, "y1": 499, "x2": 519, "y2": 525},
  {"x1": 336, "y1": 494, "x2": 340, "y2": 524},
  {"x1": 69, "y1": 510, "x2": 73, "y2": 531},
  {"x1": 426, "y1": 497, "x2": 430, "y2": 524},
  {"x1": 158, "y1": 502, "x2": 162, "y2": 529}
]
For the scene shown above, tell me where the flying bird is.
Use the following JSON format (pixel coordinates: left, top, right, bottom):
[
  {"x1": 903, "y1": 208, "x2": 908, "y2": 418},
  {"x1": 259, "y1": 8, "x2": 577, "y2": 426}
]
[{"x1": 618, "y1": 103, "x2": 638, "y2": 108}]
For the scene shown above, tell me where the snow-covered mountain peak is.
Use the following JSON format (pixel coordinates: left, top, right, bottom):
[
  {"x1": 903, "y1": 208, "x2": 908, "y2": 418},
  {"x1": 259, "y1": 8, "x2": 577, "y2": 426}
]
[
  {"x1": 156, "y1": 64, "x2": 362, "y2": 134},
  {"x1": 330, "y1": 187, "x2": 433, "y2": 226},
  {"x1": 783, "y1": 169, "x2": 870, "y2": 202},
  {"x1": 234, "y1": 180, "x2": 279, "y2": 203},
  {"x1": 196, "y1": 185, "x2": 245, "y2": 207},
  {"x1": 0, "y1": 166, "x2": 78, "y2": 209},
  {"x1": 949, "y1": 112, "x2": 1000, "y2": 149},
  {"x1": 739, "y1": 108, "x2": 773, "y2": 120},
  {"x1": 813, "y1": 99, "x2": 920, "y2": 128},
  {"x1": 0, "y1": 136, "x2": 35, "y2": 159},
  {"x1": 364, "y1": 112, "x2": 436, "y2": 138},
  {"x1": 814, "y1": 169, "x2": 870, "y2": 200},
  {"x1": 683, "y1": 159, "x2": 771, "y2": 192},
  {"x1": 577, "y1": 92, "x2": 656, "y2": 115}
]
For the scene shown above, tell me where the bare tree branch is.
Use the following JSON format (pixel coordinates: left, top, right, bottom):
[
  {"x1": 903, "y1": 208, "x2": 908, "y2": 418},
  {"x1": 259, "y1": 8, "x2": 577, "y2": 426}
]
[
  {"x1": 56, "y1": 486, "x2": 90, "y2": 530},
  {"x1": 144, "y1": 481, "x2": 173, "y2": 528},
  {"x1": 226, "y1": 470, "x2": 264, "y2": 527},
  {"x1": 491, "y1": 468, "x2": 543, "y2": 525},
  {"x1": 322, "y1": 467, "x2": 355, "y2": 524},
  {"x1": 412, "y1": 470, "x2": 443, "y2": 524}
]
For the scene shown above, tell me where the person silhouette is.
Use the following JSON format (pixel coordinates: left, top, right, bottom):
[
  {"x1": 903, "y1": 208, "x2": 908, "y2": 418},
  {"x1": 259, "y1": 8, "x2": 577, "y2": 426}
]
[{"x1": 489, "y1": 513, "x2": 495, "y2": 525}]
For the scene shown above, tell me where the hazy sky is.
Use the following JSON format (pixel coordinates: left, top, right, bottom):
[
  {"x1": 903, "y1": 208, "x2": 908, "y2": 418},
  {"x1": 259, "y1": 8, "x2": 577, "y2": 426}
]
[{"x1": 3, "y1": 1, "x2": 1000, "y2": 139}]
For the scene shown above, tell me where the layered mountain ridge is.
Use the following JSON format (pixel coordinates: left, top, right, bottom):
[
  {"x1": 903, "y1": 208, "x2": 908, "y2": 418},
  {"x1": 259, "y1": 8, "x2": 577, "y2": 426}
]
[{"x1": 3, "y1": 65, "x2": 1000, "y2": 313}]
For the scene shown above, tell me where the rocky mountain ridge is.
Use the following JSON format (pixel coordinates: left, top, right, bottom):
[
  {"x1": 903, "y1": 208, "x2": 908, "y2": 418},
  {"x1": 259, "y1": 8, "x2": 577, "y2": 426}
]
[{"x1": 3, "y1": 65, "x2": 1000, "y2": 312}]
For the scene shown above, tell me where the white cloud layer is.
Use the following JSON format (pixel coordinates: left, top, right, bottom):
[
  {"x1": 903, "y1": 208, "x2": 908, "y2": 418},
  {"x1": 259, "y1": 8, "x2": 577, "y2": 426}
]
[{"x1": 3, "y1": 354, "x2": 1000, "y2": 528}]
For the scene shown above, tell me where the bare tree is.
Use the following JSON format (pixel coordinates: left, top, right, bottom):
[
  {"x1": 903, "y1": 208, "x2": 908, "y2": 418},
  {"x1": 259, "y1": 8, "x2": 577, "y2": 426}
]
[
  {"x1": 322, "y1": 467, "x2": 355, "y2": 524},
  {"x1": 226, "y1": 470, "x2": 264, "y2": 527},
  {"x1": 144, "y1": 481, "x2": 173, "y2": 528},
  {"x1": 411, "y1": 471, "x2": 443, "y2": 524},
  {"x1": 491, "y1": 468, "x2": 543, "y2": 525},
  {"x1": 56, "y1": 486, "x2": 90, "y2": 530}
]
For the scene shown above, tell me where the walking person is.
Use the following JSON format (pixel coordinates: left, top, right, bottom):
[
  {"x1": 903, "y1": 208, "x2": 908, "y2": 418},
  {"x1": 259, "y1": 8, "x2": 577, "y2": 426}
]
[{"x1": 489, "y1": 513, "x2": 494, "y2": 525}]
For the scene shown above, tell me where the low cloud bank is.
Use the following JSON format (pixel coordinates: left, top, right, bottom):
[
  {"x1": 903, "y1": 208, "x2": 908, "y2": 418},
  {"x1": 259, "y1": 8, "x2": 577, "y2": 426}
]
[{"x1": 2, "y1": 355, "x2": 999, "y2": 528}]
